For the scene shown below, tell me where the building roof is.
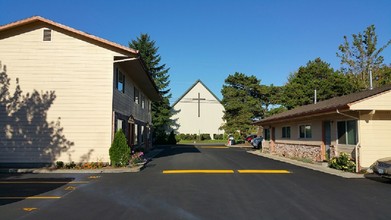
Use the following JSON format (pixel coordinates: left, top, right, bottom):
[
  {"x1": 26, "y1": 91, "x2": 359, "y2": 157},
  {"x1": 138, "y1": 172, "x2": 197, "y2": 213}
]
[
  {"x1": 0, "y1": 16, "x2": 161, "y2": 101},
  {"x1": 172, "y1": 79, "x2": 222, "y2": 107},
  {"x1": 0, "y1": 16, "x2": 138, "y2": 56},
  {"x1": 255, "y1": 84, "x2": 391, "y2": 125}
]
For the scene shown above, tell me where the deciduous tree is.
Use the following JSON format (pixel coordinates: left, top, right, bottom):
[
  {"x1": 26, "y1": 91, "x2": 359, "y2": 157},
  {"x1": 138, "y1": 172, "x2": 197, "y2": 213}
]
[{"x1": 337, "y1": 25, "x2": 391, "y2": 88}]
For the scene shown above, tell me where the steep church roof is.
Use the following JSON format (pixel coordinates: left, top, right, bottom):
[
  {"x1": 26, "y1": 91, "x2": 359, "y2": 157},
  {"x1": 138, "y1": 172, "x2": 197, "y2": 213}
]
[{"x1": 172, "y1": 79, "x2": 222, "y2": 107}]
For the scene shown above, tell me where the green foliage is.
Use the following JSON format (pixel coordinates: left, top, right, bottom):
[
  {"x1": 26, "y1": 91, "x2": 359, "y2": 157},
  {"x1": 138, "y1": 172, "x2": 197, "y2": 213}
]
[
  {"x1": 55, "y1": 161, "x2": 64, "y2": 169},
  {"x1": 200, "y1": 134, "x2": 211, "y2": 141},
  {"x1": 213, "y1": 134, "x2": 224, "y2": 140},
  {"x1": 282, "y1": 58, "x2": 358, "y2": 109},
  {"x1": 328, "y1": 152, "x2": 356, "y2": 172},
  {"x1": 167, "y1": 130, "x2": 177, "y2": 145},
  {"x1": 337, "y1": 25, "x2": 391, "y2": 89},
  {"x1": 221, "y1": 72, "x2": 263, "y2": 137},
  {"x1": 109, "y1": 130, "x2": 130, "y2": 167},
  {"x1": 155, "y1": 131, "x2": 168, "y2": 144},
  {"x1": 129, "y1": 34, "x2": 174, "y2": 141}
]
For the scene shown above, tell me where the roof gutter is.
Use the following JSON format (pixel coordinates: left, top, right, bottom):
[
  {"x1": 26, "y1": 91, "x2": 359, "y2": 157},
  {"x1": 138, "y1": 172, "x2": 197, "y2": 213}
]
[{"x1": 336, "y1": 109, "x2": 359, "y2": 120}]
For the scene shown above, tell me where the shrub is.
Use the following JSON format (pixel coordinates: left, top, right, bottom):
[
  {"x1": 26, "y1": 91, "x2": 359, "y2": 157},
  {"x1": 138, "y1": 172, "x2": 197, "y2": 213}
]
[
  {"x1": 55, "y1": 161, "x2": 64, "y2": 169},
  {"x1": 109, "y1": 129, "x2": 130, "y2": 167},
  {"x1": 213, "y1": 134, "x2": 224, "y2": 140},
  {"x1": 200, "y1": 133, "x2": 211, "y2": 140},
  {"x1": 167, "y1": 130, "x2": 177, "y2": 144},
  {"x1": 328, "y1": 152, "x2": 356, "y2": 172},
  {"x1": 155, "y1": 131, "x2": 168, "y2": 144}
]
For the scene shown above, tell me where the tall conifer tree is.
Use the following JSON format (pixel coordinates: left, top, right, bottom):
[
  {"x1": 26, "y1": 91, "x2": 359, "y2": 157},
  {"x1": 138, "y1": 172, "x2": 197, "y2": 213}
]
[{"x1": 129, "y1": 34, "x2": 173, "y2": 143}]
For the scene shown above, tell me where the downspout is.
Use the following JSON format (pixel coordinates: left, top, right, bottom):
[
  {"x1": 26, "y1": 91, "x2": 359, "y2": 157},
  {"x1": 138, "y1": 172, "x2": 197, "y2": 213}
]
[{"x1": 336, "y1": 109, "x2": 360, "y2": 172}]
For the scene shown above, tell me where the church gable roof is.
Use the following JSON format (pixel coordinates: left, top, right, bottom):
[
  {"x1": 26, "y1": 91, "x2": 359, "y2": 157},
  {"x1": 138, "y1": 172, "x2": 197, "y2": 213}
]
[{"x1": 172, "y1": 79, "x2": 221, "y2": 107}]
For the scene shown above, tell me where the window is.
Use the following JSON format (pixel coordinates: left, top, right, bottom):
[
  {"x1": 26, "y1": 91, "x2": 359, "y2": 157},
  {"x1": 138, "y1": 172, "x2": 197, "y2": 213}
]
[
  {"x1": 282, "y1": 126, "x2": 291, "y2": 138},
  {"x1": 337, "y1": 120, "x2": 357, "y2": 145},
  {"x1": 134, "y1": 87, "x2": 139, "y2": 104},
  {"x1": 115, "y1": 68, "x2": 125, "y2": 93},
  {"x1": 299, "y1": 125, "x2": 312, "y2": 138},
  {"x1": 141, "y1": 94, "x2": 145, "y2": 109},
  {"x1": 264, "y1": 128, "x2": 270, "y2": 141},
  {"x1": 134, "y1": 124, "x2": 138, "y2": 145},
  {"x1": 43, "y1": 29, "x2": 51, "y2": 41},
  {"x1": 141, "y1": 126, "x2": 144, "y2": 143},
  {"x1": 116, "y1": 119, "x2": 123, "y2": 131}
]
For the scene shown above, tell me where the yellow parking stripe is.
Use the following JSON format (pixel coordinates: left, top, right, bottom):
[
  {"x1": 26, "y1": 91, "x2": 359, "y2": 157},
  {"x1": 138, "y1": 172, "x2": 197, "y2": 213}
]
[
  {"x1": 0, "y1": 196, "x2": 61, "y2": 199},
  {"x1": 0, "y1": 181, "x2": 89, "y2": 184},
  {"x1": 163, "y1": 170, "x2": 234, "y2": 174},
  {"x1": 237, "y1": 170, "x2": 291, "y2": 174}
]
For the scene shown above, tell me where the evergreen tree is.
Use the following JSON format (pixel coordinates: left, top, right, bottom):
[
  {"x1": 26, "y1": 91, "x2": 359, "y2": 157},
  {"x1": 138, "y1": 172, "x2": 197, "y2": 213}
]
[
  {"x1": 129, "y1": 34, "x2": 173, "y2": 143},
  {"x1": 221, "y1": 72, "x2": 263, "y2": 138},
  {"x1": 337, "y1": 25, "x2": 391, "y2": 89},
  {"x1": 282, "y1": 58, "x2": 357, "y2": 110}
]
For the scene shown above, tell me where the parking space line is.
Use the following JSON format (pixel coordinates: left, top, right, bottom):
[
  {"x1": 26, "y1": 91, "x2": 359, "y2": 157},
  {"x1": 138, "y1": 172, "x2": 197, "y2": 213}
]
[
  {"x1": 0, "y1": 181, "x2": 89, "y2": 184},
  {"x1": 163, "y1": 170, "x2": 234, "y2": 174},
  {"x1": 0, "y1": 196, "x2": 61, "y2": 200},
  {"x1": 237, "y1": 170, "x2": 291, "y2": 174}
]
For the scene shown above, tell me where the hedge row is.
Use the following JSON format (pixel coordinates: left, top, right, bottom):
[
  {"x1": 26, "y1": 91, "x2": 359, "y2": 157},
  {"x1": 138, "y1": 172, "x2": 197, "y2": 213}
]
[{"x1": 176, "y1": 133, "x2": 225, "y2": 141}]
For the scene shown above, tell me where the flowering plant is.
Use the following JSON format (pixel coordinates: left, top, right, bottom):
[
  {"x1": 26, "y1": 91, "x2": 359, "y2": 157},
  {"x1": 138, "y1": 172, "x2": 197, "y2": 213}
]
[{"x1": 130, "y1": 151, "x2": 147, "y2": 165}]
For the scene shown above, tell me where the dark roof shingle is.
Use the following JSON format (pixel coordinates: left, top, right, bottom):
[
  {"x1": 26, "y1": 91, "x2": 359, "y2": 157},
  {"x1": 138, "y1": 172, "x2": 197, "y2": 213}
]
[{"x1": 256, "y1": 85, "x2": 391, "y2": 124}]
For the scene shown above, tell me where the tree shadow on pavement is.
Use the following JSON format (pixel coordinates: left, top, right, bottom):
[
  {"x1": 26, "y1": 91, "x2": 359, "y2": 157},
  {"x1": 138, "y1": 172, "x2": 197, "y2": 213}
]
[
  {"x1": 0, "y1": 174, "x2": 74, "y2": 206},
  {"x1": 153, "y1": 144, "x2": 200, "y2": 159}
]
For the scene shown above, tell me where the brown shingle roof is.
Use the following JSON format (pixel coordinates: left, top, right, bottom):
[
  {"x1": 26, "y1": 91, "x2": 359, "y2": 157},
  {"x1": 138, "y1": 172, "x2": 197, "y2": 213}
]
[
  {"x1": 0, "y1": 16, "x2": 138, "y2": 56},
  {"x1": 256, "y1": 84, "x2": 391, "y2": 125}
]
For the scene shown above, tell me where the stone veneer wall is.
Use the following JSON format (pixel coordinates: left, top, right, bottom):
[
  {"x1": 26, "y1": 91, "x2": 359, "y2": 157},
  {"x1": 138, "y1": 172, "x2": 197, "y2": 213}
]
[{"x1": 273, "y1": 143, "x2": 322, "y2": 162}]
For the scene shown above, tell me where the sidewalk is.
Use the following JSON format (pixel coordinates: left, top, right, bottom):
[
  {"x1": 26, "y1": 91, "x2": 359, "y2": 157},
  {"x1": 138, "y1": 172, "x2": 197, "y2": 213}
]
[
  {"x1": 247, "y1": 149, "x2": 365, "y2": 179},
  {"x1": 0, "y1": 149, "x2": 163, "y2": 174}
]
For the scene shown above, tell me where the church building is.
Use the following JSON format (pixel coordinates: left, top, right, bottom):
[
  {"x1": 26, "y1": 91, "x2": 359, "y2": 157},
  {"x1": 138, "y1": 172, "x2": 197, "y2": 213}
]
[{"x1": 172, "y1": 80, "x2": 225, "y2": 139}]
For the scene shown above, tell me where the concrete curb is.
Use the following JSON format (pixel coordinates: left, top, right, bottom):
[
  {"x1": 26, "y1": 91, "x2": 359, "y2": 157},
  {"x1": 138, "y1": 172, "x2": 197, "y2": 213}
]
[
  {"x1": 247, "y1": 150, "x2": 365, "y2": 179},
  {"x1": 0, "y1": 149, "x2": 164, "y2": 174}
]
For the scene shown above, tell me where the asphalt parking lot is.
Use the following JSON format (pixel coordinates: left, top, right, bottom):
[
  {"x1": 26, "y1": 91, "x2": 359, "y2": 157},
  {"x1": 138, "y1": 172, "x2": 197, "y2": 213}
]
[
  {"x1": 1, "y1": 145, "x2": 391, "y2": 220},
  {"x1": 0, "y1": 173, "x2": 100, "y2": 219}
]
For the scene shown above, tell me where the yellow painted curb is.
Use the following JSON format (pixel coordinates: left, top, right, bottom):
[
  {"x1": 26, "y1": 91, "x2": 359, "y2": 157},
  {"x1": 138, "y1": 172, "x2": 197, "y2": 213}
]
[
  {"x1": 237, "y1": 170, "x2": 291, "y2": 174},
  {"x1": 163, "y1": 170, "x2": 234, "y2": 174}
]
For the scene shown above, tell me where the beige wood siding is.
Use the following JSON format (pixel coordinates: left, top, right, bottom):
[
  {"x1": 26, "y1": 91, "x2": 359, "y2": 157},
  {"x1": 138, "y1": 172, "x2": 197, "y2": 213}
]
[
  {"x1": 272, "y1": 120, "x2": 323, "y2": 146},
  {"x1": 350, "y1": 91, "x2": 391, "y2": 110},
  {"x1": 359, "y1": 111, "x2": 391, "y2": 167},
  {"x1": 0, "y1": 26, "x2": 124, "y2": 163}
]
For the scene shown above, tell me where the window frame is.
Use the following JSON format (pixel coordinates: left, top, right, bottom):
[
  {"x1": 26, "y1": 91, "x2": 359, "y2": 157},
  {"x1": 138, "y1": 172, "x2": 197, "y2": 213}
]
[
  {"x1": 299, "y1": 124, "x2": 312, "y2": 139},
  {"x1": 43, "y1": 29, "x2": 52, "y2": 41},
  {"x1": 264, "y1": 128, "x2": 271, "y2": 141},
  {"x1": 134, "y1": 87, "x2": 139, "y2": 104},
  {"x1": 115, "y1": 68, "x2": 125, "y2": 93},
  {"x1": 282, "y1": 126, "x2": 291, "y2": 138},
  {"x1": 337, "y1": 120, "x2": 357, "y2": 145}
]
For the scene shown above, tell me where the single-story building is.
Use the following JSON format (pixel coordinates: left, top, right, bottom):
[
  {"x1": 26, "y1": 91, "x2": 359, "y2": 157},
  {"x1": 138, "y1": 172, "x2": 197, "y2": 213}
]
[
  {"x1": 0, "y1": 16, "x2": 160, "y2": 167},
  {"x1": 254, "y1": 85, "x2": 391, "y2": 171}
]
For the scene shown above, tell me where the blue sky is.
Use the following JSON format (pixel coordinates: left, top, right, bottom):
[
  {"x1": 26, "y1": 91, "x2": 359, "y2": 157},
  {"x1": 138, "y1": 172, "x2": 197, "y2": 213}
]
[{"x1": 1, "y1": 0, "x2": 391, "y2": 104}]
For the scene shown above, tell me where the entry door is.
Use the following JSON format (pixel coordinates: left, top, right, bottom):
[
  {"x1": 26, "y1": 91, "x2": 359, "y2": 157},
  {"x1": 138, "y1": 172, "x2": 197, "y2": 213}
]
[{"x1": 323, "y1": 121, "x2": 332, "y2": 159}]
